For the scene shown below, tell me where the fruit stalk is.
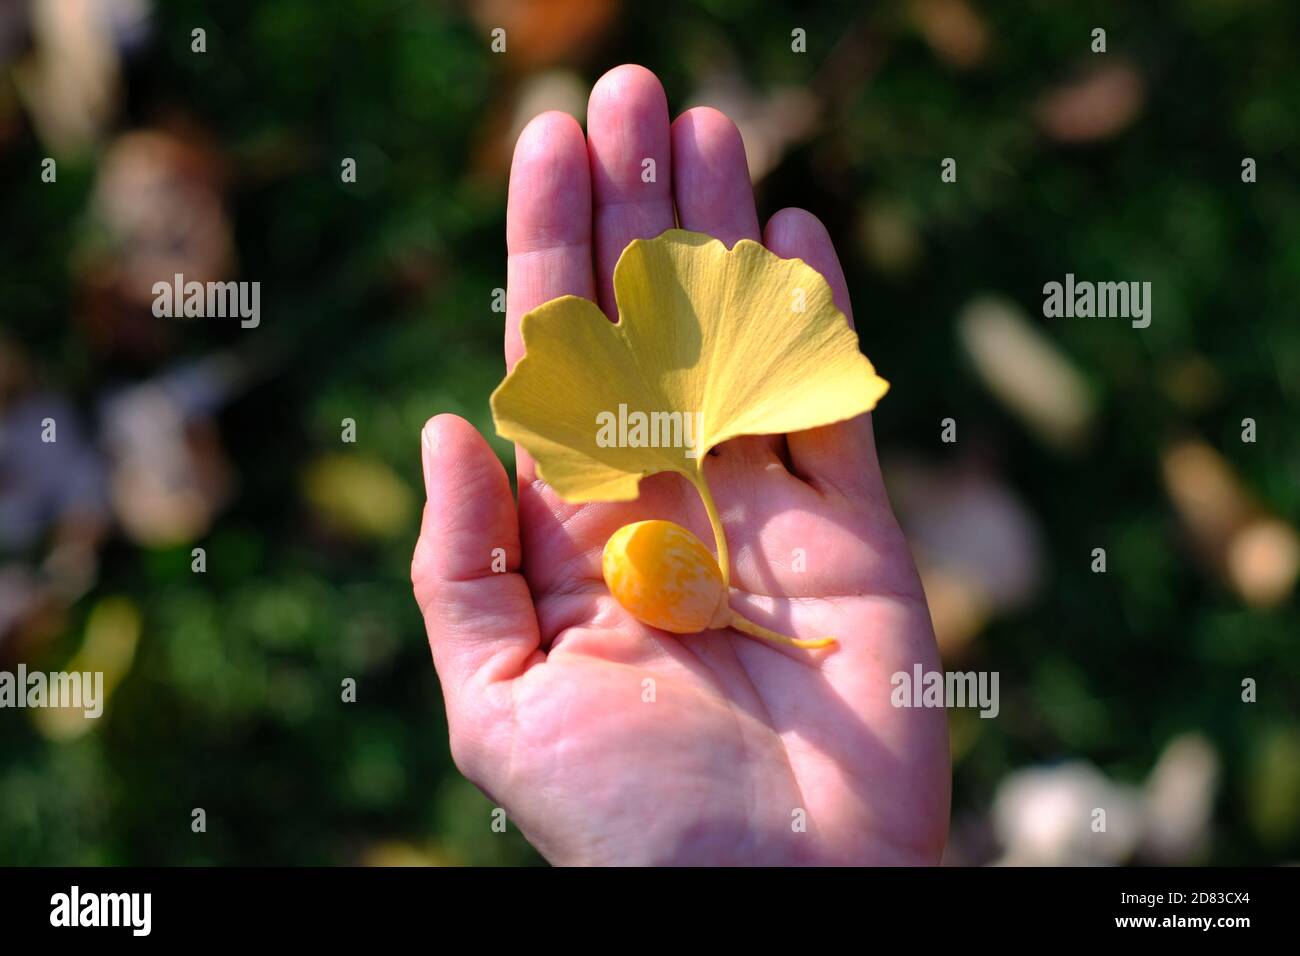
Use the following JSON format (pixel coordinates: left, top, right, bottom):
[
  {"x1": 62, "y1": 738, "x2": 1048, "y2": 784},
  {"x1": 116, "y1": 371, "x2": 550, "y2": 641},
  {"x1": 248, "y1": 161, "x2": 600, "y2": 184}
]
[
  {"x1": 728, "y1": 611, "x2": 836, "y2": 650},
  {"x1": 689, "y1": 469, "x2": 837, "y2": 650}
]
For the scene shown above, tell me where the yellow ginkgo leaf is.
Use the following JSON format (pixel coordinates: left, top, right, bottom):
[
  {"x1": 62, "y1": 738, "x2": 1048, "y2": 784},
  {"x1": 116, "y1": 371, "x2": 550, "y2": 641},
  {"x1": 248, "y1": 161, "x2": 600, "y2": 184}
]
[
  {"x1": 490, "y1": 227, "x2": 889, "y2": 651},
  {"x1": 491, "y1": 228, "x2": 888, "y2": 503}
]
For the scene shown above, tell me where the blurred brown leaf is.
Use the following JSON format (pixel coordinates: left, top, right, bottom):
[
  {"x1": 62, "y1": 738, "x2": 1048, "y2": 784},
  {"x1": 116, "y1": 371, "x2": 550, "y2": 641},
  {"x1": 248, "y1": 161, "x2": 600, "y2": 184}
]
[
  {"x1": 1161, "y1": 438, "x2": 1299, "y2": 608},
  {"x1": 88, "y1": 128, "x2": 233, "y2": 309},
  {"x1": 1035, "y1": 62, "x2": 1145, "y2": 143},
  {"x1": 957, "y1": 295, "x2": 1096, "y2": 452},
  {"x1": 470, "y1": 0, "x2": 619, "y2": 72},
  {"x1": 910, "y1": 0, "x2": 991, "y2": 70},
  {"x1": 888, "y1": 456, "x2": 1044, "y2": 658},
  {"x1": 11, "y1": 0, "x2": 123, "y2": 153}
]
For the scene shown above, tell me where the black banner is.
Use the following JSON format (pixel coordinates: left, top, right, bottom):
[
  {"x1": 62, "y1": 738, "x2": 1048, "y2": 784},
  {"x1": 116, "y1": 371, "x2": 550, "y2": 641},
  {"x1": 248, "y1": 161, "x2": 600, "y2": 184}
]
[{"x1": 0, "y1": 866, "x2": 1287, "y2": 942}]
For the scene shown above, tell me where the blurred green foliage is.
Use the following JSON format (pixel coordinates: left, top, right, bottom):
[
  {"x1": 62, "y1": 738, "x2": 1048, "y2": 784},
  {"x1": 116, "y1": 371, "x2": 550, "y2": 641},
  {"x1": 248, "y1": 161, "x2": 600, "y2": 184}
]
[{"x1": 1, "y1": 0, "x2": 1297, "y2": 865}]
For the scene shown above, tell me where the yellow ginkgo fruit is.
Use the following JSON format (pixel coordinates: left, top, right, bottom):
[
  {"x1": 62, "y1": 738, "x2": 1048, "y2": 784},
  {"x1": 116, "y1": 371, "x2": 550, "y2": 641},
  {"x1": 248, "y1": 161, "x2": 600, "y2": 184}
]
[
  {"x1": 602, "y1": 520, "x2": 834, "y2": 649},
  {"x1": 492, "y1": 228, "x2": 889, "y2": 650}
]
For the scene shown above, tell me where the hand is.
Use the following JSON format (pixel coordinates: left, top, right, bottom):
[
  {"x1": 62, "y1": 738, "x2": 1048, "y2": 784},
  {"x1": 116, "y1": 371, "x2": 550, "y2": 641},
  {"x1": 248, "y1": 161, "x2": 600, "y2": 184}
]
[{"x1": 412, "y1": 65, "x2": 950, "y2": 865}]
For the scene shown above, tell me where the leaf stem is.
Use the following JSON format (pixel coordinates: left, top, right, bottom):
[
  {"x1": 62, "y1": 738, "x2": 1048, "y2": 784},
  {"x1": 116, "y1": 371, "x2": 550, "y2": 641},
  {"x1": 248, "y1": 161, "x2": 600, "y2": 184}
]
[{"x1": 691, "y1": 470, "x2": 730, "y2": 591}]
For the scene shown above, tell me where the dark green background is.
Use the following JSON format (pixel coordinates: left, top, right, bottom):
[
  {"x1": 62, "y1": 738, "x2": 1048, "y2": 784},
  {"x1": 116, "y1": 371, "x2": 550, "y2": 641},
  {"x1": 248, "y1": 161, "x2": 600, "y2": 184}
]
[{"x1": 1, "y1": 0, "x2": 1296, "y2": 865}]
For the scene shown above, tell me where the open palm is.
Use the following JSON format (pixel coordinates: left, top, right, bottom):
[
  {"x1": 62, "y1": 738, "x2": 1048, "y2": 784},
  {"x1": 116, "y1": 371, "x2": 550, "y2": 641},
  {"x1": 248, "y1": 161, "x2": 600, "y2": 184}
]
[{"x1": 412, "y1": 65, "x2": 949, "y2": 865}]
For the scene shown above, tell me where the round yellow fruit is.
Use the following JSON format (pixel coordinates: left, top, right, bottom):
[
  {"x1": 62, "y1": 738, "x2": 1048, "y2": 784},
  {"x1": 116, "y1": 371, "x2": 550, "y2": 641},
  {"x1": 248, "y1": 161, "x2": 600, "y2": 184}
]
[{"x1": 601, "y1": 520, "x2": 729, "y2": 634}]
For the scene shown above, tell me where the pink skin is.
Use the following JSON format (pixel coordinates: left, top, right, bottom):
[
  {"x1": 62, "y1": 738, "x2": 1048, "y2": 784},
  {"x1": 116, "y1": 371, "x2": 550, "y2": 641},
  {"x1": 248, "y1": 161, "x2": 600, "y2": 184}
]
[{"x1": 412, "y1": 65, "x2": 950, "y2": 865}]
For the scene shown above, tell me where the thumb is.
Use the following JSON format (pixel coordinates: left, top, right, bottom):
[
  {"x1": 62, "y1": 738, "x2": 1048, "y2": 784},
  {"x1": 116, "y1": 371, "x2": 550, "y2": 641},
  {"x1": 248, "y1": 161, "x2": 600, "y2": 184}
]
[{"x1": 411, "y1": 414, "x2": 542, "y2": 769}]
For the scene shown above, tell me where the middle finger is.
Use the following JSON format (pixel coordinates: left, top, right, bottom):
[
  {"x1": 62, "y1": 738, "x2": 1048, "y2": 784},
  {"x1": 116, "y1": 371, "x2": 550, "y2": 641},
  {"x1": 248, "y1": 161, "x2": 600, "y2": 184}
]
[{"x1": 587, "y1": 65, "x2": 676, "y2": 319}]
